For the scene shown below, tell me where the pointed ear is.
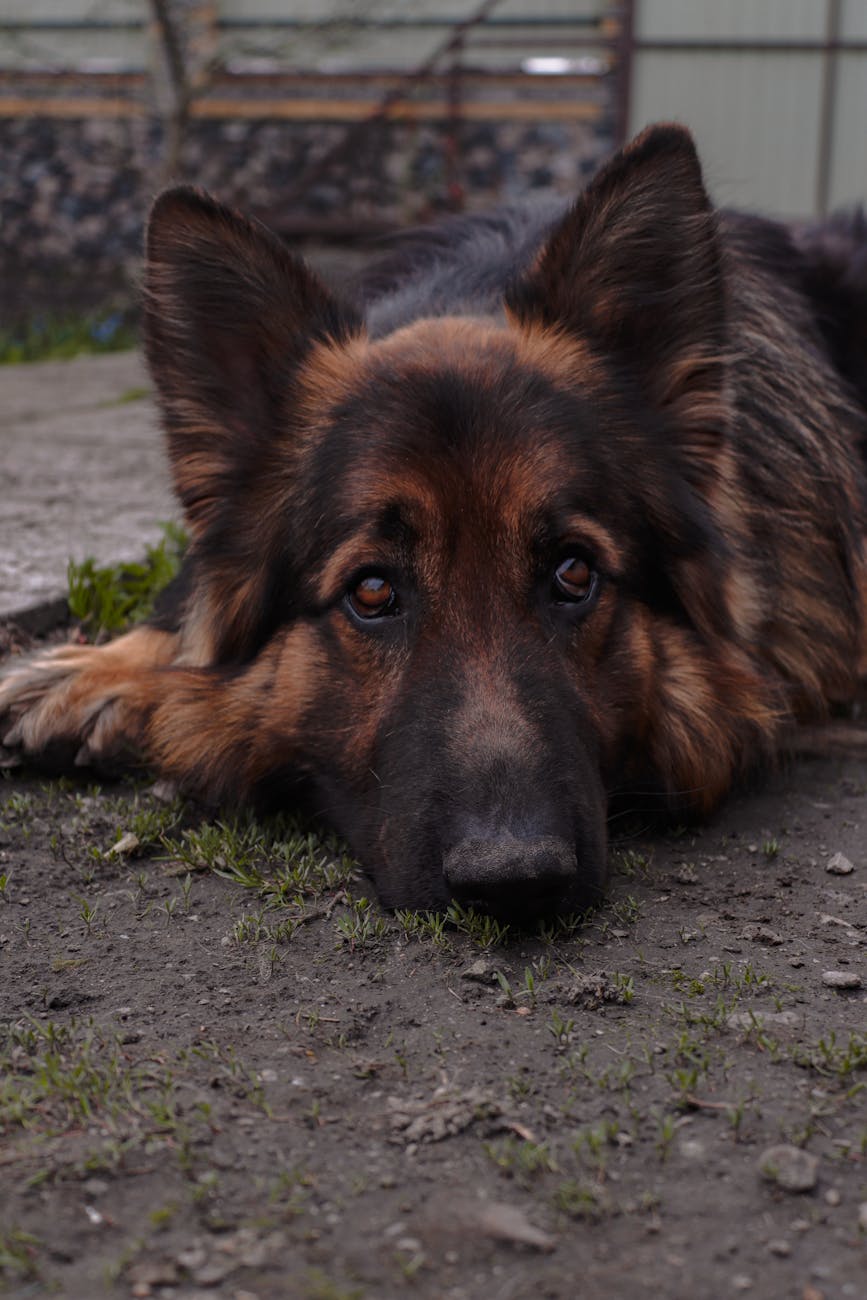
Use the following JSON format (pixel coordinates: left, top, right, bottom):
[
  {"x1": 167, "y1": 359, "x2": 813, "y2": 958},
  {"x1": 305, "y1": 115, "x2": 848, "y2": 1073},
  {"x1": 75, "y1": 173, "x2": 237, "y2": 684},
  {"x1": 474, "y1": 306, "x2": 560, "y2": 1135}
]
[
  {"x1": 143, "y1": 187, "x2": 363, "y2": 538},
  {"x1": 506, "y1": 125, "x2": 727, "y2": 479}
]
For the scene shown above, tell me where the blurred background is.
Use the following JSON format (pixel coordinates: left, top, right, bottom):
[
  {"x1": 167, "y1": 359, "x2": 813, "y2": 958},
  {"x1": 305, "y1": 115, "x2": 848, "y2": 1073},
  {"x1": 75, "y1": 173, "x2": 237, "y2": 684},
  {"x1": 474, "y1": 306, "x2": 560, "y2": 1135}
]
[{"x1": 1, "y1": 1, "x2": 866, "y2": 355}]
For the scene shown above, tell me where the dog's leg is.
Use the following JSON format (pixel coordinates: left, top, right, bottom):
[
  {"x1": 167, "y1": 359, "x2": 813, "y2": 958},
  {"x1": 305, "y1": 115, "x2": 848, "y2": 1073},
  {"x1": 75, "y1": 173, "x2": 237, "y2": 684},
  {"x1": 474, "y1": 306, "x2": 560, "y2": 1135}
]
[
  {"x1": 2, "y1": 624, "x2": 314, "y2": 798},
  {"x1": 0, "y1": 627, "x2": 180, "y2": 769},
  {"x1": 139, "y1": 629, "x2": 316, "y2": 801}
]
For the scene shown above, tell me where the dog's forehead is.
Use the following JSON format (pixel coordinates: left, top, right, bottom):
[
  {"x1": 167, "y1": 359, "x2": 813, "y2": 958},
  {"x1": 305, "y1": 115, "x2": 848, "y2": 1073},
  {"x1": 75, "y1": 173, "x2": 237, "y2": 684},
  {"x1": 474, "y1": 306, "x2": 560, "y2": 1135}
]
[
  {"x1": 295, "y1": 316, "x2": 605, "y2": 522},
  {"x1": 284, "y1": 318, "x2": 639, "y2": 602}
]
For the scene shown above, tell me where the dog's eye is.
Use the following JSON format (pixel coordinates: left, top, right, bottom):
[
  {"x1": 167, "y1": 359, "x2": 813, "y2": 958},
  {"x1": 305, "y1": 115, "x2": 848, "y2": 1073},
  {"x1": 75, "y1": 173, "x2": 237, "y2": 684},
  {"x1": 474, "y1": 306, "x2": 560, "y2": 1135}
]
[
  {"x1": 348, "y1": 575, "x2": 399, "y2": 619},
  {"x1": 553, "y1": 555, "x2": 596, "y2": 603}
]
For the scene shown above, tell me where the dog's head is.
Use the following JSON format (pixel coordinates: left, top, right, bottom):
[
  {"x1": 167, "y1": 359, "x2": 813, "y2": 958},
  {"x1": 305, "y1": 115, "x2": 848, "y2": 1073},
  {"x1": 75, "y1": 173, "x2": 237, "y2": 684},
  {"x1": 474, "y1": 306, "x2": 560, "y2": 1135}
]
[{"x1": 143, "y1": 125, "x2": 773, "y2": 918}]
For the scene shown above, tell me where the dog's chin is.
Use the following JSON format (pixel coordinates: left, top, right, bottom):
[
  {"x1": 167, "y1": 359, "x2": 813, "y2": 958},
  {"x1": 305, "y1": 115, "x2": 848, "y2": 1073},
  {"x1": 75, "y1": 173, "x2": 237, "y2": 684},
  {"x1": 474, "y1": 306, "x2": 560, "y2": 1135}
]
[
  {"x1": 455, "y1": 876, "x2": 606, "y2": 927},
  {"x1": 371, "y1": 866, "x2": 607, "y2": 926}
]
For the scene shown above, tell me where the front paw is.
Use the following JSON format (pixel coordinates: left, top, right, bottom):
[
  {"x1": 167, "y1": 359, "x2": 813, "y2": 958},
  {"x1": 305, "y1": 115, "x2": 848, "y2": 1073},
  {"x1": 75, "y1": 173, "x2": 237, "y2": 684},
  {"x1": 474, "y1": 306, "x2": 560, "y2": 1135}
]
[{"x1": 0, "y1": 642, "x2": 141, "y2": 772}]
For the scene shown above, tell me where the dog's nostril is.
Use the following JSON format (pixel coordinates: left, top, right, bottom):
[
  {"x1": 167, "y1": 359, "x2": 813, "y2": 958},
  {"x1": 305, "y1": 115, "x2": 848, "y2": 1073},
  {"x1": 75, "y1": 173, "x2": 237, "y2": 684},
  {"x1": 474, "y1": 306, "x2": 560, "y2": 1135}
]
[{"x1": 443, "y1": 835, "x2": 576, "y2": 906}]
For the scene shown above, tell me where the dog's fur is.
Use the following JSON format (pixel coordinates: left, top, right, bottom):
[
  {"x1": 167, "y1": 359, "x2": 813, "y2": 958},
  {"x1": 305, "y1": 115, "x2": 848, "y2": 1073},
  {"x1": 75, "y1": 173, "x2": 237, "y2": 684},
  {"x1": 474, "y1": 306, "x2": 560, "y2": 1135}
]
[{"x1": 3, "y1": 124, "x2": 867, "y2": 917}]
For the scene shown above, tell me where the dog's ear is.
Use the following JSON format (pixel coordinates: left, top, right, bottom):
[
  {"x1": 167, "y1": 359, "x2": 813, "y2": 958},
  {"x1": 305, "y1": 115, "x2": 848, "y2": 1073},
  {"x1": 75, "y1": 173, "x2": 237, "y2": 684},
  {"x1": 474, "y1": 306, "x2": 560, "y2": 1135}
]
[
  {"x1": 506, "y1": 125, "x2": 727, "y2": 481},
  {"x1": 144, "y1": 187, "x2": 362, "y2": 538}
]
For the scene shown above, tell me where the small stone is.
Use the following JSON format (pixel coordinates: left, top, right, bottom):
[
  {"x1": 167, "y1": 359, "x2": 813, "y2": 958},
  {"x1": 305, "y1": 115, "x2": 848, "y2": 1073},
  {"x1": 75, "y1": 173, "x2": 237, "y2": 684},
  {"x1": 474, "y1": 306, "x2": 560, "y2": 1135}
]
[
  {"x1": 826, "y1": 852, "x2": 855, "y2": 875},
  {"x1": 108, "y1": 831, "x2": 139, "y2": 856},
  {"x1": 824, "y1": 1188, "x2": 841, "y2": 1207},
  {"x1": 741, "y1": 924, "x2": 784, "y2": 946},
  {"x1": 858, "y1": 1201, "x2": 867, "y2": 1232},
  {"x1": 767, "y1": 1238, "x2": 791, "y2": 1257},
  {"x1": 474, "y1": 1200, "x2": 556, "y2": 1251},
  {"x1": 176, "y1": 1245, "x2": 207, "y2": 1271},
  {"x1": 732, "y1": 1275, "x2": 753, "y2": 1291},
  {"x1": 461, "y1": 959, "x2": 496, "y2": 983},
  {"x1": 821, "y1": 970, "x2": 862, "y2": 990},
  {"x1": 83, "y1": 1178, "x2": 109, "y2": 1197},
  {"x1": 128, "y1": 1261, "x2": 179, "y2": 1288},
  {"x1": 192, "y1": 1259, "x2": 235, "y2": 1285},
  {"x1": 758, "y1": 1144, "x2": 819, "y2": 1193}
]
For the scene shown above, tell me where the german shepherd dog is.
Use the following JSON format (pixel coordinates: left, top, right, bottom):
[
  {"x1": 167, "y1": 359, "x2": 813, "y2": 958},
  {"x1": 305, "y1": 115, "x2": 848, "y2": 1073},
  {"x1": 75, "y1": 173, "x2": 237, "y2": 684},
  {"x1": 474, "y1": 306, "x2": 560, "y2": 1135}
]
[{"x1": 3, "y1": 125, "x2": 867, "y2": 918}]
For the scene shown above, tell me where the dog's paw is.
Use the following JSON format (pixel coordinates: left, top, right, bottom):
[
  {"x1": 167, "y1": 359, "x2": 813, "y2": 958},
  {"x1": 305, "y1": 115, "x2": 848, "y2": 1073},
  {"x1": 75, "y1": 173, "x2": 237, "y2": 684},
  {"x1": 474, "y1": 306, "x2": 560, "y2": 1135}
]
[{"x1": 0, "y1": 634, "x2": 157, "y2": 771}]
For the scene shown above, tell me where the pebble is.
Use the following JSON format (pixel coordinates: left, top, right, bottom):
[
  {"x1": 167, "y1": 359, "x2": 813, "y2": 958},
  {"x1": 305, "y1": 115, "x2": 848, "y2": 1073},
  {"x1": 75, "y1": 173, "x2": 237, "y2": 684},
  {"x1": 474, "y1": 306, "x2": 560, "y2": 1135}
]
[
  {"x1": 825, "y1": 852, "x2": 855, "y2": 875},
  {"x1": 176, "y1": 1246, "x2": 207, "y2": 1271},
  {"x1": 821, "y1": 970, "x2": 862, "y2": 990},
  {"x1": 758, "y1": 1144, "x2": 819, "y2": 1193},
  {"x1": 858, "y1": 1202, "x2": 867, "y2": 1232},
  {"x1": 741, "y1": 924, "x2": 783, "y2": 946},
  {"x1": 461, "y1": 959, "x2": 497, "y2": 983},
  {"x1": 824, "y1": 1188, "x2": 841, "y2": 1207},
  {"x1": 766, "y1": 1239, "x2": 791, "y2": 1257},
  {"x1": 108, "y1": 830, "x2": 139, "y2": 855}
]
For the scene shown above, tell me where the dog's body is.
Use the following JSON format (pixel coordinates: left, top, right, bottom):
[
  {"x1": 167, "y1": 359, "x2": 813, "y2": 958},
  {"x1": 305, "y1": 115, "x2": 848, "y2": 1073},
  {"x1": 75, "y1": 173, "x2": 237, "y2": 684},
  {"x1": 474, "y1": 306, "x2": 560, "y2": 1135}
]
[{"x1": 3, "y1": 125, "x2": 867, "y2": 917}]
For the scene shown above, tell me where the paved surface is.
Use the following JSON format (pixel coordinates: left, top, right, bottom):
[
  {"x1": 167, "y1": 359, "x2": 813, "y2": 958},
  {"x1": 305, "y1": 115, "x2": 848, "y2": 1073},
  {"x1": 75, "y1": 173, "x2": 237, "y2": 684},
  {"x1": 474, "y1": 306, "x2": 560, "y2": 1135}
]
[{"x1": 2, "y1": 351, "x2": 176, "y2": 625}]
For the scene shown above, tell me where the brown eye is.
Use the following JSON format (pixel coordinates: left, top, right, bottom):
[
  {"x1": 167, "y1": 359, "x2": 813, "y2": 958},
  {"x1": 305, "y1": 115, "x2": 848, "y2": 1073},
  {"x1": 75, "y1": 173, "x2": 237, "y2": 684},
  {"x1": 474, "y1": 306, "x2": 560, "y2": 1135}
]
[
  {"x1": 553, "y1": 555, "x2": 596, "y2": 603},
  {"x1": 348, "y1": 575, "x2": 398, "y2": 619}
]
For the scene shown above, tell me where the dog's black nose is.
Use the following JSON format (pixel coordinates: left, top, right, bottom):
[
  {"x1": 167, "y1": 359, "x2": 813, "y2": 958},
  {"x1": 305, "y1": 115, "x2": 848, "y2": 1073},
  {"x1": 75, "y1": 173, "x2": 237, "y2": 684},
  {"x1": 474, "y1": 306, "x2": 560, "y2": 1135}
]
[{"x1": 443, "y1": 835, "x2": 577, "y2": 915}]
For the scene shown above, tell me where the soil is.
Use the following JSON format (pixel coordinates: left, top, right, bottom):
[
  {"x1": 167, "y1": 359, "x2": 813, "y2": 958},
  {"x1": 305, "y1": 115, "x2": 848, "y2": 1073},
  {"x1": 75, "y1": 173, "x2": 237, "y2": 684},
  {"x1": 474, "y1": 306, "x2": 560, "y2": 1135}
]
[{"x1": 0, "y1": 633, "x2": 865, "y2": 1300}]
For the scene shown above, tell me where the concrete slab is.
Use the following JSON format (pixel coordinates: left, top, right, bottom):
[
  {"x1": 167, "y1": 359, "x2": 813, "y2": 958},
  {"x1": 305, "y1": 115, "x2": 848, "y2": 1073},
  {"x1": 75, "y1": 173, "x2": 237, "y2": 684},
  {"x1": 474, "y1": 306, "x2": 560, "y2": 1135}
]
[{"x1": 2, "y1": 351, "x2": 177, "y2": 622}]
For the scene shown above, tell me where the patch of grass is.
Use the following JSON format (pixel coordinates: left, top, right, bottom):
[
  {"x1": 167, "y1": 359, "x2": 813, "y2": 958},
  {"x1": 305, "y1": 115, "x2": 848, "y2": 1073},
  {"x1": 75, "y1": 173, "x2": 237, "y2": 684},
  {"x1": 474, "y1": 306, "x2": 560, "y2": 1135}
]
[
  {"x1": 302, "y1": 1270, "x2": 365, "y2": 1300},
  {"x1": 794, "y1": 1031, "x2": 867, "y2": 1079},
  {"x1": 572, "y1": 1119, "x2": 621, "y2": 1172},
  {"x1": 547, "y1": 1008, "x2": 577, "y2": 1049},
  {"x1": 0, "y1": 791, "x2": 34, "y2": 830},
  {"x1": 552, "y1": 1179, "x2": 607, "y2": 1220},
  {"x1": 484, "y1": 1135, "x2": 556, "y2": 1184},
  {"x1": 446, "y1": 901, "x2": 510, "y2": 948},
  {"x1": 0, "y1": 1227, "x2": 41, "y2": 1283},
  {"x1": 68, "y1": 521, "x2": 187, "y2": 638},
  {"x1": 335, "y1": 896, "x2": 390, "y2": 949},
  {"x1": 0, "y1": 310, "x2": 136, "y2": 364},
  {"x1": 612, "y1": 848, "x2": 653, "y2": 879},
  {"x1": 163, "y1": 816, "x2": 356, "y2": 906},
  {"x1": 111, "y1": 794, "x2": 186, "y2": 853},
  {"x1": 0, "y1": 1017, "x2": 147, "y2": 1135},
  {"x1": 394, "y1": 908, "x2": 453, "y2": 951},
  {"x1": 105, "y1": 385, "x2": 151, "y2": 406}
]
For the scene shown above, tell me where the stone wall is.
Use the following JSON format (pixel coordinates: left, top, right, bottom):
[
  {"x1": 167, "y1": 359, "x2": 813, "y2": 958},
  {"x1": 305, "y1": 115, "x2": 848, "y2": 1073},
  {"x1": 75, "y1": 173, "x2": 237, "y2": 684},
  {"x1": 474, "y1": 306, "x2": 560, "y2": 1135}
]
[{"x1": 0, "y1": 112, "x2": 612, "y2": 322}]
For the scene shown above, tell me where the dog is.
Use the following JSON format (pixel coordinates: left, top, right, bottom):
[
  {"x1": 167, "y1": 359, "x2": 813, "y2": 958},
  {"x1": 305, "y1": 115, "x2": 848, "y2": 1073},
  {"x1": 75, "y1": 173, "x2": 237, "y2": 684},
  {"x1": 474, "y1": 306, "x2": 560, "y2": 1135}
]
[{"x1": 2, "y1": 124, "x2": 867, "y2": 919}]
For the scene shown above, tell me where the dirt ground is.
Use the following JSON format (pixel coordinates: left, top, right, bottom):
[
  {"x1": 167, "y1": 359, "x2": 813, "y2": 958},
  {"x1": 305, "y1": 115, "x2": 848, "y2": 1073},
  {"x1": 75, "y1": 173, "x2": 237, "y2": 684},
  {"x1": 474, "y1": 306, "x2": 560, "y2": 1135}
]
[{"x1": 0, "y1": 633, "x2": 865, "y2": 1300}]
